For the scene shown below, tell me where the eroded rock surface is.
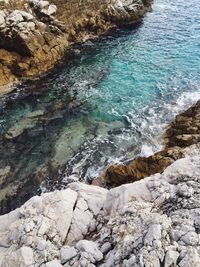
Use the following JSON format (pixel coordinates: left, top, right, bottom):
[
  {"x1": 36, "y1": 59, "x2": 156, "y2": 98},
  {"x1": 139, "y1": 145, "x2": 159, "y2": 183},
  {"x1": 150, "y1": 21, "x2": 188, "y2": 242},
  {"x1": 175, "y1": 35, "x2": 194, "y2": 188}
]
[
  {"x1": 1, "y1": 146, "x2": 200, "y2": 266},
  {"x1": 0, "y1": 0, "x2": 152, "y2": 92},
  {"x1": 102, "y1": 99, "x2": 200, "y2": 186}
]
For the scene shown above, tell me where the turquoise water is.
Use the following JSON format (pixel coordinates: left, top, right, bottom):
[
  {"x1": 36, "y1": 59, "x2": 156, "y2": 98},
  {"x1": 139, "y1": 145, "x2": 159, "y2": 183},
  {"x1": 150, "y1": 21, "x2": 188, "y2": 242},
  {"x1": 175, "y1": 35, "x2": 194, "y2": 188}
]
[
  {"x1": 0, "y1": 0, "x2": 200, "y2": 209},
  {"x1": 63, "y1": 0, "x2": 200, "y2": 178}
]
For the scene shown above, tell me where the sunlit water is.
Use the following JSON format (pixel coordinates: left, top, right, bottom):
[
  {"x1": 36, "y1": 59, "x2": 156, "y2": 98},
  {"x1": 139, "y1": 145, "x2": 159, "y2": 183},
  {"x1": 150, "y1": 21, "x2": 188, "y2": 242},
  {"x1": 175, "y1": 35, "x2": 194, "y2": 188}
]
[{"x1": 0, "y1": 0, "x2": 199, "y2": 207}]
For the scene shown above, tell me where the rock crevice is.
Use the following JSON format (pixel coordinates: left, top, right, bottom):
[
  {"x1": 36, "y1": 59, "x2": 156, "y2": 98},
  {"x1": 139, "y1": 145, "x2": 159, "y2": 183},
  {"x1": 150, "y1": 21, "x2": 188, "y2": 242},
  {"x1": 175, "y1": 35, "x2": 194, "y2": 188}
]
[
  {"x1": 1, "y1": 146, "x2": 200, "y2": 266},
  {"x1": 0, "y1": 0, "x2": 153, "y2": 92}
]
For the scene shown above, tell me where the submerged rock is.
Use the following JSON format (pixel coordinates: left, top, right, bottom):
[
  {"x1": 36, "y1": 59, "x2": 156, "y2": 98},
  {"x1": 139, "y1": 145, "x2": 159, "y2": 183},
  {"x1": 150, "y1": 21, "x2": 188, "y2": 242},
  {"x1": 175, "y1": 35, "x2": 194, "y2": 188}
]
[{"x1": 4, "y1": 109, "x2": 45, "y2": 139}]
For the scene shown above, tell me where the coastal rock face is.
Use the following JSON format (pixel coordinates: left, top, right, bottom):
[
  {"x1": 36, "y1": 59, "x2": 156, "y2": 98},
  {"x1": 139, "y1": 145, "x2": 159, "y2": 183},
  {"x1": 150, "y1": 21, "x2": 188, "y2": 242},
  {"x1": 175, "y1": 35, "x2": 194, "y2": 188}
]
[
  {"x1": 0, "y1": 0, "x2": 152, "y2": 92},
  {"x1": 102, "y1": 99, "x2": 200, "y2": 186},
  {"x1": 0, "y1": 1, "x2": 68, "y2": 90},
  {"x1": 1, "y1": 147, "x2": 200, "y2": 266}
]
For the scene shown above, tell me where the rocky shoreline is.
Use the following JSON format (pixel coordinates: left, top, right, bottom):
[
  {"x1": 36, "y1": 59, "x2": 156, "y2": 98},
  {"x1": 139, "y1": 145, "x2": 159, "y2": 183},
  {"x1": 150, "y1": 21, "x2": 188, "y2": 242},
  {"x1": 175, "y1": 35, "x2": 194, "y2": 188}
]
[
  {"x1": 1, "y1": 1, "x2": 200, "y2": 266},
  {"x1": 0, "y1": 0, "x2": 154, "y2": 214},
  {"x1": 1, "y1": 98, "x2": 200, "y2": 266},
  {"x1": 1, "y1": 142, "x2": 200, "y2": 267},
  {"x1": 0, "y1": 0, "x2": 152, "y2": 93},
  {"x1": 97, "y1": 99, "x2": 200, "y2": 187}
]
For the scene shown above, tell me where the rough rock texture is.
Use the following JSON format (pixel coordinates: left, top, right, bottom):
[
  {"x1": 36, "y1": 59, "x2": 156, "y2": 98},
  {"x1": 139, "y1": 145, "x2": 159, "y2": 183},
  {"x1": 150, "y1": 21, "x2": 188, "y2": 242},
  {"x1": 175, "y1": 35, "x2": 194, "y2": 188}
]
[
  {"x1": 101, "y1": 99, "x2": 200, "y2": 186},
  {"x1": 1, "y1": 145, "x2": 200, "y2": 266},
  {"x1": 0, "y1": 0, "x2": 152, "y2": 92}
]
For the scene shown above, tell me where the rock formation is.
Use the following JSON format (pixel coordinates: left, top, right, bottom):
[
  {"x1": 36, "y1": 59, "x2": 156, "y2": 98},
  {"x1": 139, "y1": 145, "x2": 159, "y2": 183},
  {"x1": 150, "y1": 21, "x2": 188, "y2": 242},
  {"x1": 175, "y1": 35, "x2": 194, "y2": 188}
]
[
  {"x1": 1, "y1": 144, "x2": 200, "y2": 266},
  {"x1": 101, "y1": 99, "x2": 200, "y2": 186},
  {"x1": 0, "y1": 0, "x2": 153, "y2": 92}
]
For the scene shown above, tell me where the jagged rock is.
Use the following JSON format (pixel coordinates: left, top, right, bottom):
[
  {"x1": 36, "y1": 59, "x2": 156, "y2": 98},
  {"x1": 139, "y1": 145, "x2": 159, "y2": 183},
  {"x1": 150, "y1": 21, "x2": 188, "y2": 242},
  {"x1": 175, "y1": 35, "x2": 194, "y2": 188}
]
[
  {"x1": 60, "y1": 246, "x2": 78, "y2": 264},
  {"x1": 0, "y1": 0, "x2": 153, "y2": 91},
  {"x1": 44, "y1": 4, "x2": 57, "y2": 16},
  {"x1": 164, "y1": 249, "x2": 179, "y2": 267},
  {"x1": 1, "y1": 247, "x2": 34, "y2": 267},
  {"x1": 102, "y1": 100, "x2": 200, "y2": 187},
  {"x1": 67, "y1": 197, "x2": 94, "y2": 244},
  {"x1": 68, "y1": 182, "x2": 108, "y2": 215},
  {"x1": 1, "y1": 150, "x2": 200, "y2": 266},
  {"x1": 179, "y1": 248, "x2": 200, "y2": 267},
  {"x1": 104, "y1": 0, "x2": 146, "y2": 24},
  {"x1": 76, "y1": 240, "x2": 103, "y2": 262}
]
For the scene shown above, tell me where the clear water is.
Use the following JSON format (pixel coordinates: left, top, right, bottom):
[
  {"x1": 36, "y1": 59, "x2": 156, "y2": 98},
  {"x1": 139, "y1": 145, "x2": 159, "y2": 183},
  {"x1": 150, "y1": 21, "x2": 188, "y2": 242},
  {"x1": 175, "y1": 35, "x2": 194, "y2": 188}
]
[{"x1": 0, "y1": 0, "x2": 200, "y2": 204}]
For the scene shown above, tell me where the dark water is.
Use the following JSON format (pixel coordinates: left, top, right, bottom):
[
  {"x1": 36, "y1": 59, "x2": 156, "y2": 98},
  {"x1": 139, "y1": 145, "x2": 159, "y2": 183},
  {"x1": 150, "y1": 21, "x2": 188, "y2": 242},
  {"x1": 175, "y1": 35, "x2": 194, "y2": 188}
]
[{"x1": 0, "y1": 0, "x2": 200, "y2": 213}]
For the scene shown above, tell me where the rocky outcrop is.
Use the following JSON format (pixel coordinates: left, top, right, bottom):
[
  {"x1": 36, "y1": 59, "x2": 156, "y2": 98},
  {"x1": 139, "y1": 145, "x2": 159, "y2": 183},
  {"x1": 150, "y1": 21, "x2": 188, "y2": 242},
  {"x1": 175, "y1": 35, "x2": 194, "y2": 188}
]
[
  {"x1": 1, "y1": 145, "x2": 200, "y2": 267},
  {"x1": 0, "y1": 1, "x2": 68, "y2": 91},
  {"x1": 0, "y1": 0, "x2": 153, "y2": 92},
  {"x1": 101, "y1": 99, "x2": 200, "y2": 186}
]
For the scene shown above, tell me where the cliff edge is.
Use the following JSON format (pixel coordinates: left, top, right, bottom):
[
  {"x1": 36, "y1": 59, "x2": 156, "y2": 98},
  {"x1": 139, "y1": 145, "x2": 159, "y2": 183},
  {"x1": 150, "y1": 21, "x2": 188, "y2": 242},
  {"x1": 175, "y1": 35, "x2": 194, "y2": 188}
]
[
  {"x1": 0, "y1": 144, "x2": 200, "y2": 267},
  {"x1": 0, "y1": 0, "x2": 152, "y2": 92}
]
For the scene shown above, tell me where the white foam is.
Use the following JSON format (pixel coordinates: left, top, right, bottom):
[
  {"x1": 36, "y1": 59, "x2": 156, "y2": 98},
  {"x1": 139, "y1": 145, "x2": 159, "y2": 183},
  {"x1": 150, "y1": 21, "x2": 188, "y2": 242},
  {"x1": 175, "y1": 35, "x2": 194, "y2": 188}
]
[{"x1": 140, "y1": 144, "x2": 154, "y2": 157}]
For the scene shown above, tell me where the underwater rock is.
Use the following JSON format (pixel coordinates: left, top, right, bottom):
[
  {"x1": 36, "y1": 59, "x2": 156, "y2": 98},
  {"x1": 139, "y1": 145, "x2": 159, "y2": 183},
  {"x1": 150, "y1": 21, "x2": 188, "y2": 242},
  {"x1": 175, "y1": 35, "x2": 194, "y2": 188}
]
[
  {"x1": 4, "y1": 110, "x2": 45, "y2": 139},
  {"x1": 0, "y1": 166, "x2": 11, "y2": 186}
]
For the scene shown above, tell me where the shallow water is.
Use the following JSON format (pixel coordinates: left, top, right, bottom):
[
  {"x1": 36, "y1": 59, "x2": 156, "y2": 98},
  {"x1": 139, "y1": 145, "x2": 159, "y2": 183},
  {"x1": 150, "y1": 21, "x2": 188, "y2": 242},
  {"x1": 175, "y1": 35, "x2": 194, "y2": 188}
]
[{"x1": 0, "y1": 0, "x2": 200, "y2": 211}]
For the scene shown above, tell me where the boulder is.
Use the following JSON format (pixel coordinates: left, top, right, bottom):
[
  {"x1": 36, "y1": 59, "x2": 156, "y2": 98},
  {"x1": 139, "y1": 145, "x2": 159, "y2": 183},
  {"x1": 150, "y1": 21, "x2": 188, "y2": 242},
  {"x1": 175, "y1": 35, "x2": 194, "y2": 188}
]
[
  {"x1": 76, "y1": 240, "x2": 103, "y2": 262},
  {"x1": 60, "y1": 246, "x2": 78, "y2": 264},
  {"x1": 0, "y1": 247, "x2": 34, "y2": 267}
]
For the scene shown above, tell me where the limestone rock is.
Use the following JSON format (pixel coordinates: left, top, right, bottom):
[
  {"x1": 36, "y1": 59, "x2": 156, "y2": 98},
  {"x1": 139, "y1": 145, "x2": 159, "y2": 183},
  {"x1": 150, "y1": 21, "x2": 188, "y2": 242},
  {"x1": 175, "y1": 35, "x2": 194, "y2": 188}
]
[
  {"x1": 45, "y1": 259, "x2": 63, "y2": 267},
  {"x1": 68, "y1": 182, "x2": 108, "y2": 215},
  {"x1": 76, "y1": 240, "x2": 103, "y2": 262},
  {"x1": 164, "y1": 249, "x2": 179, "y2": 267},
  {"x1": 60, "y1": 246, "x2": 78, "y2": 264},
  {"x1": 179, "y1": 248, "x2": 200, "y2": 267},
  {"x1": 0, "y1": 247, "x2": 34, "y2": 267},
  {"x1": 1, "y1": 150, "x2": 200, "y2": 266}
]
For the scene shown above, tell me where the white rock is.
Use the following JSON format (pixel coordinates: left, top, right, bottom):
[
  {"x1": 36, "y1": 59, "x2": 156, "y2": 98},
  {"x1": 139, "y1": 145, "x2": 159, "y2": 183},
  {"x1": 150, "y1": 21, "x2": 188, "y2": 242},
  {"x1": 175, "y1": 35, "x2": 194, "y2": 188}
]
[
  {"x1": 0, "y1": 246, "x2": 34, "y2": 267},
  {"x1": 68, "y1": 183, "x2": 108, "y2": 215},
  {"x1": 67, "y1": 197, "x2": 93, "y2": 244},
  {"x1": 164, "y1": 249, "x2": 179, "y2": 267},
  {"x1": 47, "y1": 4, "x2": 57, "y2": 16},
  {"x1": 38, "y1": 1, "x2": 49, "y2": 9},
  {"x1": 180, "y1": 231, "x2": 199, "y2": 246},
  {"x1": 144, "y1": 224, "x2": 162, "y2": 245},
  {"x1": 6, "y1": 11, "x2": 24, "y2": 24},
  {"x1": 37, "y1": 238, "x2": 47, "y2": 251},
  {"x1": 45, "y1": 259, "x2": 62, "y2": 267},
  {"x1": 1, "y1": 149, "x2": 200, "y2": 267},
  {"x1": 104, "y1": 178, "x2": 152, "y2": 214},
  {"x1": 179, "y1": 248, "x2": 200, "y2": 267},
  {"x1": 19, "y1": 10, "x2": 34, "y2": 21},
  {"x1": 100, "y1": 242, "x2": 112, "y2": 254},
  {"x1": 60, "y1": 246, "x2": 77, "y2": 264},
  {"x1": 0, "y1": 15, "x2": 5, "y2": 26},
  {"x1": 76, "y1": 240, "x2": 103, "y2": 262},
  {"x1": 123, "y1": 255, "x2": 136, "y2": 267}
]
